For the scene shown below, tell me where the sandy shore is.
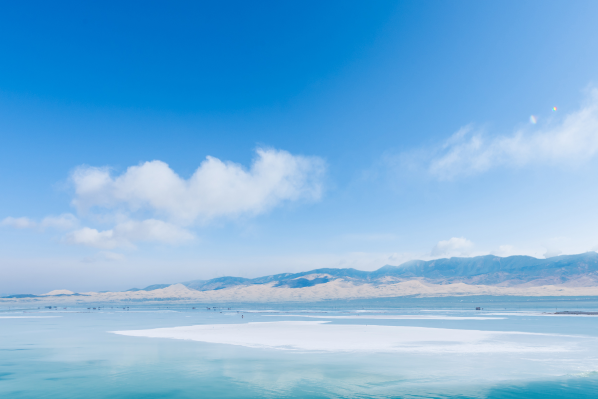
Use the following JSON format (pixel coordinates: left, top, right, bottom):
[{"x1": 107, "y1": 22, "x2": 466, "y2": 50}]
[{"x1": 4, "y1": 279, "x2": 598, "y2": 303}]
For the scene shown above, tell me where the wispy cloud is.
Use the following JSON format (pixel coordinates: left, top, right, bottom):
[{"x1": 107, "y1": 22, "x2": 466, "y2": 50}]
[
  {"x1": 2, "y1": 214, "x2": 78, "y2": 231},
  {"x1": 65, "y1": 219, "x2": 194, "y2": 249},
  {"x1": 491, "y1": 245, "x2": 516, "y2": 257},
  {"x1": 1, "y1": 216, "x2": 37, "y2": 229},
  {"x1": 81, "y1": 251, "x2": 126, "y2": 263},
  {"x1": 40, "y1": 214, "x2": 78, "y2": 230},
  {"x1": 401, "y1": 88, "x2": 598, "y2": 180},
  {"x1": 430, "y1": 237, "x2": 474, "y2": 257}
]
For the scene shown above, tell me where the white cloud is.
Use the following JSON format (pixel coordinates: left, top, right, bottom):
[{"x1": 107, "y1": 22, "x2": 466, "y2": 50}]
[
  {"x1": 65, "y1": 219, "x2": 194, "y2": 249},
  {"x1": 4, "y1": 149, "x2": 324, "y2": 251},
  {"x1": 71, "y1": 148, "x2": 326, "y2": 223},
  {"x1": 540, "y1": 237, "x2": 569, "y2": 259},
  {"x1": 67, "y1": 227, "x2": 123, "y2": 249},
  {"x1": 81, "y1": 251, "x2": 126, "y2": 263},
  {"x1": 414, "y1": 88, "x2": 598, "y2": 179},
  {"x1": 100, "y1": 251, "x2": 126, "y2": 261},
  {"x1": 1, "y1": 217, "x2": 37, "y2": 229},
  {"x1": 2, "y1": 214, "x2": 79, "y2": 231},
  {"x1": 491, "y1": 245, "x2": 516, "y2": 257},
  {"x1": 40, "y1": 213, "x2": 78, "y2": 230},
  {"x1": 430, "y1": 237, "x2": 474, "y2": 257},
  {"x1": 543, "y1": 248, "x2": 563, "y2": 258}
]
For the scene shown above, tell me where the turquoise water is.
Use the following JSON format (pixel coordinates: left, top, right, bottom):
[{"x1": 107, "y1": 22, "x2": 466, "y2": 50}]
[{"x1": 2, "y1": 297, "x2": 598, "y2": 398}]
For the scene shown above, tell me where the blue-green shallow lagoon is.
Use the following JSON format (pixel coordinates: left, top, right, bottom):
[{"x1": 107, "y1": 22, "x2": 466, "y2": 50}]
[{"x1": 2, "y1": 297, "x2": 598, "y2": 398}]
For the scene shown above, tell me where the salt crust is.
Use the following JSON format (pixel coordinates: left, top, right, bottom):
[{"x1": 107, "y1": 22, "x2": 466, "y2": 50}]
[{"x1": 112, "y1": 321, "x2": 581, "y2": 353}]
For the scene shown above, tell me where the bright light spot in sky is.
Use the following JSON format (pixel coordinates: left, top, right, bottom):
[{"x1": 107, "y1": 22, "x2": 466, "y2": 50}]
[
  {"x1": 553, "y1": 106, "x2": 558, "y2": 111},
  {"x1": 529, "y1": 115, "x2": 537, "y2": 124}
]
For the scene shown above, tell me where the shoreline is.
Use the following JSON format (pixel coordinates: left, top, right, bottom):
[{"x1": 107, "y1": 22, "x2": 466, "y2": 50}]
[{"x1": 4, "y1": 280, "x2": 598, "y2": 304}]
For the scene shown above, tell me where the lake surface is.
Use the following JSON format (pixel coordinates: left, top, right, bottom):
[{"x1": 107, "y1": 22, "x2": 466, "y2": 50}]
[{"x1": 2, "y1": 296, "x2": 598, "y2": 398}]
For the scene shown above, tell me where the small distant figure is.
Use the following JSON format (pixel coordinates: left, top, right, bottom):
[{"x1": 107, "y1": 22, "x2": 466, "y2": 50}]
[
  {"x1": 242, "y1": 315, "x2": 244, "y2": 319},
  {"x1": 475, "y1": 307, "x2": 481, "y2": 310}
]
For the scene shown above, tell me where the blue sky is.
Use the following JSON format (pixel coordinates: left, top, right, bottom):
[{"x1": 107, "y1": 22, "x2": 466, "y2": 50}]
[{"x1": 2, "y1": 1, "x2": 598, "y2": 293}]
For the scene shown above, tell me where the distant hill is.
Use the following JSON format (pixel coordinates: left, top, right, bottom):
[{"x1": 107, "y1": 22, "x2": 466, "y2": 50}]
[
  {"x1": 8, "y1": 252, "x2": 598, "y2": 301},
  {"x1": 126, "y1": 284, "x2": 171, "y2": 292},
  {"x1": 92, "y1": 252, "x2": 598, "y2": 302},
  {"x1": 374, "y1": 252, "x2": 598, "y2": 285},
  {"x1": 172, "y1": 252, "x2": 598, "y2": 292}
]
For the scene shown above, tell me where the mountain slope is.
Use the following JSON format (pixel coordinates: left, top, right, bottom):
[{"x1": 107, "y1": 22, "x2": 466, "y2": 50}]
[
  {"x1": 173, "y1": 252, "x2": 598, "y2": 292},
  {"x1": 5, "y1": 252, "x2": 598, "y2": 302}
]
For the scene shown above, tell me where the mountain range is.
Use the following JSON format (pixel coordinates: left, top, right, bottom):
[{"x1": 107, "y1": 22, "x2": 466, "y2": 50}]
[
  {"x1": 5, "y1": 252, "x2": 598, "y2": 301},
  {"x1": 128, "y1": 252, "x2": 598, "y2": 292}
]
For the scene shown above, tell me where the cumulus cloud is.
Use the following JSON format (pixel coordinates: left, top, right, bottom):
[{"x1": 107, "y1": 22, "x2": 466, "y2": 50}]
[
  {"x1": 1, "y1": 217, "x2": 37, "y2": 229},
  {"x1": 65, "y1": 219, "x2": 194, "y2": 249},
  {"x1": 71, "y1": 148, "x2": 326, "y2": 223},
  {"x1": 430, "y1": 237, "x2": 474, "y2": 257},
  {"x1": 5, "y1": 148, "x2": 323, "y2": 250},
  {"x1": 405, "y1": 88, "x2": 598, "y2": 180}
]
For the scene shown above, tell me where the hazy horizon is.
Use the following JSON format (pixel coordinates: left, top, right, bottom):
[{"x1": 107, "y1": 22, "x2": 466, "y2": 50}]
[{"x1": 7, "y1": 251, "x2": 598, "y2": 296}]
